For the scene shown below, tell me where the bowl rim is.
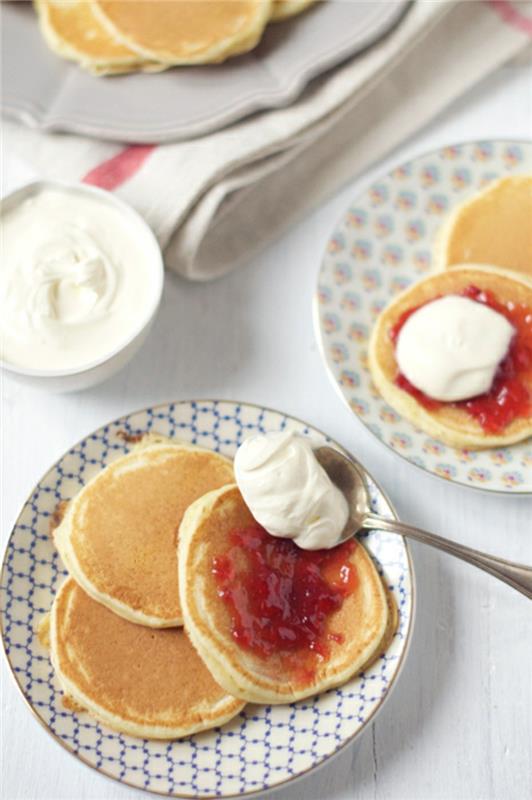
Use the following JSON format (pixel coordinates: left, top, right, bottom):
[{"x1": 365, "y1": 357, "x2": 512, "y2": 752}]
[
  {"x1": 0, "y1": 179, "x2": 164, "y2": 378},
  {"x1": 0, "y1": 397, "x2": 416, "y2": 800}
]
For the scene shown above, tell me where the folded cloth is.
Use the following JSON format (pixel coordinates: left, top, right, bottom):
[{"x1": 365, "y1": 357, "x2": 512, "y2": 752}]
[{"x1": 3, "y1": 0, "x2": 532, "y2": 281}]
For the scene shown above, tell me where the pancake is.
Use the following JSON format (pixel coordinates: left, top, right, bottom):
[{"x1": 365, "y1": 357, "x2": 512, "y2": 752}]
[
  {"x1": 270, "y1": 0, "x2": 318, "y2": 21},
  {"x1": 50, "y1": 578, "x2": 245, "y2": 738},
  {"x1": 35, "y1": 0, "x2": 155, "y2": 75},
  {"x1": 434, "y1": 175, "x2": 532, "y2": 282},
  {"x1": 92, "y1": 0, "x2": 272, "y2": 65},
  {"x1": 54, "y1": 442, "x2": 234, "y2": 628},
  {"x1": 178, "y1": 484, "x2": 391, "y2": 704},
  {"x1": 368, "y1": 265, "x2": 532, "y2": 449}
]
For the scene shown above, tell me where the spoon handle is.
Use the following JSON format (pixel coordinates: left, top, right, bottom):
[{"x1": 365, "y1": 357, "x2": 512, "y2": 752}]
[{"x1": 363, "y1": 515, "x2": 532, "y2": 600}]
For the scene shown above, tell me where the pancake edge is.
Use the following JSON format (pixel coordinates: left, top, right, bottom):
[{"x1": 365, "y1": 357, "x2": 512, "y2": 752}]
[
  {"x1": 368, "y1": 264, "x2": 532, "y2": 449},
  {"x1": 179, "y1": 484, "x2": 391, "y2": 704},
  {"x1": 54, "y1": 441, "x2": 232, "y2": 628},
  {"x1": 54, "y1": 513, "x2": 183, "y2": 628},
  {"x1": 432, "y1": 174, "x2": 532, "y2": 283},
  {"x1": 50, "y1": 579, "x2": 245, "y2": 739},
  {"x1": 91, "y1": 0, "x2": 273, "y2": 66},
  {"x1": 35, "y1": 0, "x2": 155, "y2": 75},
  {"x1": 270, "y1": 0, "x2": 318, "y2": 22}
]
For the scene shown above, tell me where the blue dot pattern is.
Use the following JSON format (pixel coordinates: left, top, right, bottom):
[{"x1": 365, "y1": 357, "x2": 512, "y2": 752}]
[{"x1": 0, "y1": 401, "x2": 413, "y2": 797}]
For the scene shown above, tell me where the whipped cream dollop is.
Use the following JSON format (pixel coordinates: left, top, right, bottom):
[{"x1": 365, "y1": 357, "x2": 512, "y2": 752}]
[
  {"x1": 1, "y1": 187, "x2": 156, "y2": 372},
  {"x1": 234, "y1": 432, "x2": 349, "y2": 550},
  {"x1": 395, "y1": 295, "x2": 515, "y2": 402}
]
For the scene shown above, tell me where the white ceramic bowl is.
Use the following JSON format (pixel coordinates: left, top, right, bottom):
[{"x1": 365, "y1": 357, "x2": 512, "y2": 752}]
[{"x1": 0, "y1": 180, "x2": 164, "y2": 392}]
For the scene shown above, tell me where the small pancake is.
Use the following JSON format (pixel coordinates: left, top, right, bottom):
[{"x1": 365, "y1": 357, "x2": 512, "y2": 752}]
[
  {"x1": 368, "y1": 265, "x2": 532, "y2": 449},
  {"x1": 54, "y1": 443, "x2": 234, "y2": 627},
  {"x1": 35, "y1": 0, "x2": 155, "y2": 75},
  {"x1": 179, "y1": 484, "x2": 391, "y2": 704},
  {"x1": 50, "y1": 578, "x2": 245, "y2": 738},
  {"x1": 434, "y1": 175, "x2": 532, "y2": 282},
  {"x1": 92, "y1": 0, "x2": 272, "y2": 65},
  {"x1": 270, "y1": 0, "x2": 317, "y2": 22}
]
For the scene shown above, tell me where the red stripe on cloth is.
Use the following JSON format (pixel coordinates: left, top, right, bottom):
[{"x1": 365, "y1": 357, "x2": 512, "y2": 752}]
[
  {"x1": 82, "y1": 144, "x2": 156, "y2": 190},
  {"x1": 488, "y1": 0, "x2": 532, "y2": 35}
]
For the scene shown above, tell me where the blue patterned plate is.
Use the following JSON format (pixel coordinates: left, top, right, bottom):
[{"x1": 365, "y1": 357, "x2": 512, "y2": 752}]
[
  {"x1": 315, "y1": 140, "x2": 532, "y2": 494},
  {"x1": 1, "y1": 400, "x2": 413, "y2": 798}
]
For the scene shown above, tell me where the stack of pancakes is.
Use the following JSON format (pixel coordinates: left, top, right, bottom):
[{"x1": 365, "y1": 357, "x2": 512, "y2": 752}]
[
  {"x1": 35, "y1": 0, "x2": 319, "y2": 75},
  {"x1": 46, "y1": 435, "x2": 395, "y2": 738},
  {"x1": 369, "y1": 174, "x2": 532, "y2": 449}
]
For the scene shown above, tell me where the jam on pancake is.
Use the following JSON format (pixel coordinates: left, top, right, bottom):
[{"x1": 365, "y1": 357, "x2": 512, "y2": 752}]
[
  {"x1": 390, "y1": 285, "x2": 532, "y2": 433},
  {"x1": 212, "y1": 525, "x2": 357, "y2": 680}
]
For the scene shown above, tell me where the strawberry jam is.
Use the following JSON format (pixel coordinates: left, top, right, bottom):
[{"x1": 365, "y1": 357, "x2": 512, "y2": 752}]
[
  {"x1": 212, "y1": 525, "x2": 357, "y2": 677},
  {"x1": 390, "y1": 285, "x2": 532, "y2": 433}
]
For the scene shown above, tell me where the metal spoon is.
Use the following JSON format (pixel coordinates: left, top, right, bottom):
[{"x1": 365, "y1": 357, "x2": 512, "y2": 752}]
[{"x1": 314, "y1": 446, "x2": 532, "y2": 600}]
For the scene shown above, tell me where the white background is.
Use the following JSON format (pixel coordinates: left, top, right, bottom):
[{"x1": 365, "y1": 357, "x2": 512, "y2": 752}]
[{"x1": 2, "y1": 62, "x2": 532, "y2": 800}]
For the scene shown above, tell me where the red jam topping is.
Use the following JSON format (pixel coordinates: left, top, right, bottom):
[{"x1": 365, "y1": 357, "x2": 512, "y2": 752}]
[
  {"x1": 212, "y1": 525, "x2": 357, "y2": 679},
  {"x1": 390, "y1": 285, "x2": 532, "y2": 433}
]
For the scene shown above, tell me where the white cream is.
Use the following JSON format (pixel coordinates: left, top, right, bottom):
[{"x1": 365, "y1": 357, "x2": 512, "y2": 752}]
[
  {"x1": 234, "y1": 432, "x2": 349, "y2": 550},
  {"x1": 395, "y1": 295, "x2": 515, "y2": 402},
  {"x1": 0, "y1": 187, "x2": 157, "y2": 372}
]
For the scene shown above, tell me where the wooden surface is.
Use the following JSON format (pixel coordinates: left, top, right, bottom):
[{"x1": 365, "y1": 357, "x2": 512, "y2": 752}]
[{"x1": 2, "y1": 63, "x2": 531, "y2": 800}]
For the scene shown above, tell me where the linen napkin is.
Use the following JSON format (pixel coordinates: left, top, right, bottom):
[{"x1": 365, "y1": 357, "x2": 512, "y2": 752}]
[{"x1": 3, "y1": 0, "x2": 532, "y2": 281}]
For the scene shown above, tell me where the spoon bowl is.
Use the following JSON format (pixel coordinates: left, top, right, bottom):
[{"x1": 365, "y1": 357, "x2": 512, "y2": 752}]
[
  {"x1": 314, "y1": 445, "x2": 372, "y2": 541},
  {"x1": 315, "y1": 446, "x2": 532, "y2": 600}
]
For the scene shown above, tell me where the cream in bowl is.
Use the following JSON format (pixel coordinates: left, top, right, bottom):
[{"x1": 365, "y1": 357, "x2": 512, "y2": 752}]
[{"x1": 0, "y1": 181, "x2": 163, "y2": 391}]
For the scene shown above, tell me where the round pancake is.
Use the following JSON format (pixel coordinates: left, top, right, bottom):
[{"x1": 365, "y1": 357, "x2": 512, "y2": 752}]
[
  {"x1": 434, "y1": 175, "x2": 532, "y2": 282},
  {"x1": 179, "y1": 484, "x2": 391, "y2": 704},
  {"x1": 92, "y1": 0, "x2": 272, "y2": 65},
  {"x1": 368, "y1": 265, "x2": 532, "y2": 449},
  {"x1": 50, "y1": 578, "x2": 245, "y2": 738},
  {"x1": 35, "y1": 0, "x2": 154, "y2": 75},
  {"x1": 54, "y1": 443, "x2": 234, "y2": 627},
  {"x1": 270, "y1": 0, "x2": 317, "y2": 22}
]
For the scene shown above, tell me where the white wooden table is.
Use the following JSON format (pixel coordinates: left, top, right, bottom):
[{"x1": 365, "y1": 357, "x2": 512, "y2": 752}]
[{"x1": 2, "y1": 62, "x2": 532, "y2": 800}]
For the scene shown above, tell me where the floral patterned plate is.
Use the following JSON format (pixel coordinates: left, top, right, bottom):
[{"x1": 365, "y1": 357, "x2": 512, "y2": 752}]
[
  {"x1": 315, "y1": 140, "x2": 532, "y2": 494},
  {"x1": 0, "y1": 400, "x2": 414, "y2": 798}
]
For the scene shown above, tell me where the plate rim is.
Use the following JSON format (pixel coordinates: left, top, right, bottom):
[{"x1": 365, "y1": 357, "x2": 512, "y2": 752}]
[
  {"x1": 314, "y1": 137, "x2": 532, "y2": 498},
  {"x1": 0, "y1": 397, "x2": 416, "y2": 799},
  {"x1": 1, "y1": 1, "x2": 410, "y2": 143}
]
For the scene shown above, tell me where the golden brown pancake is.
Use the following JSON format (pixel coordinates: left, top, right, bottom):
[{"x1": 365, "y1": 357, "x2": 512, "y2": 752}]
[
  {"x1": 37, "y1": 613, "x2": 51, "y2": 650},
  {"x1": 50, "y1": 578, "x2": 245, "y2": 738},
  {"x1": 368, "y1": 265, "x2": 532, "y2": 449},
  {"x1": 92, "y1": 0, "x2": 272, "y2": 65},
  {"x1": 434, "y1": 175, "x2": 532, "y2": 282},
  {"x1": 35, "y1": 0, "x2": 155, "y2": 75},
  {"x1": 179, "y1": 484, "x2": 391, "y2": 704},
  {"x1": 270, "y1": 0, "x2": 318, "y2": 22},
  {"x1": 54, "y1": 443, "x2": 234, "y2": 628}
]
